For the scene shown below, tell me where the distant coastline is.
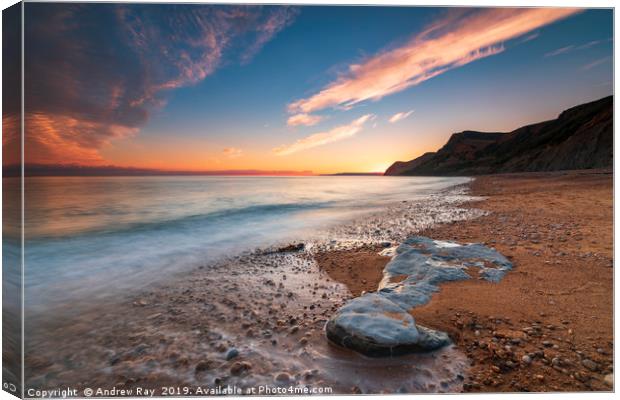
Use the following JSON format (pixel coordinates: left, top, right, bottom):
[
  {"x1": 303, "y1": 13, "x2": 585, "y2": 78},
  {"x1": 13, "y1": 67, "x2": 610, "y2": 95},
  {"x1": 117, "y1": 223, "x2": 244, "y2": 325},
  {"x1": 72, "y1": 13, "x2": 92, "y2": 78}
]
[
  {"x1": 321, "y1": 172, "x2": 384, "y2": 176},
  {"x1": 2, "y1": 164, "x2": 315, "y2": 177},
  {"x1": 3, "y1": 164, "x2": 389, "y2": 178}
]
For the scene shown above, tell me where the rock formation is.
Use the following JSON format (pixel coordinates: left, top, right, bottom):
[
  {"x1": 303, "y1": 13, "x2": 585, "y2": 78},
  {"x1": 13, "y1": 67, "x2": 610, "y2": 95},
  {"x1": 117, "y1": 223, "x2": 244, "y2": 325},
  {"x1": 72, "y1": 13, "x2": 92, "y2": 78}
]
[
  {"x1": 385, "y1": 96, "x2": 612, "y2": 176},
  {"x1": 326, "y1": 236, "x2": 513, "y2": 357}
]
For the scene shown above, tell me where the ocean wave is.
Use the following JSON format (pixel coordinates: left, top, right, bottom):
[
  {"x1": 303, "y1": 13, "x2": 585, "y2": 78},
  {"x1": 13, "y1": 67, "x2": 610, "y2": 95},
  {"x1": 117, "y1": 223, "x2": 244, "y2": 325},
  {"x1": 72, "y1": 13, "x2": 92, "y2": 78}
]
[{"x1": 27, "y1": 201, "x2": 334, "y2": 242}]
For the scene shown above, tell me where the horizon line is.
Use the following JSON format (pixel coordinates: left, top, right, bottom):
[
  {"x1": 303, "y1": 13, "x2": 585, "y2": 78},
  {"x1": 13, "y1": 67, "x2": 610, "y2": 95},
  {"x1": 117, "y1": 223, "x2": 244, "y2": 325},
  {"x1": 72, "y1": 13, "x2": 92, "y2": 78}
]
[{"x1": 2, "y1": 163, "x2": 386, "y2": 177}]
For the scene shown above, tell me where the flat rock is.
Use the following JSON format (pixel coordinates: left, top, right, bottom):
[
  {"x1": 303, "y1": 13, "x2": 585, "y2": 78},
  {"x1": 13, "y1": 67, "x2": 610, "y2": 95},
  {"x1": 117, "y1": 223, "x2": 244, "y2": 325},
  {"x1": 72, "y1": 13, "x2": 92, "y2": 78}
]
[
  {"x1": 325, "y1": 236, "x2": 513, "y2": 357},
  {"x1": 326, "y1": 293, "x2": 449, "y2": 357}
]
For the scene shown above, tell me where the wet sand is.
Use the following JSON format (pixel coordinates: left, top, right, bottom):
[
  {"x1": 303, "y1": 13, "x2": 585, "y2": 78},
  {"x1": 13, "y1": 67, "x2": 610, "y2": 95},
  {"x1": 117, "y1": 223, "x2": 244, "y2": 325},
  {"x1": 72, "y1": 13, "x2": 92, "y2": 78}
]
[
  {"x1": 314, "y1": 246, "x2": 387, "y2": 297},
  {"x1": 318, "y1": 169, "x2": 613, "y2": 392}
]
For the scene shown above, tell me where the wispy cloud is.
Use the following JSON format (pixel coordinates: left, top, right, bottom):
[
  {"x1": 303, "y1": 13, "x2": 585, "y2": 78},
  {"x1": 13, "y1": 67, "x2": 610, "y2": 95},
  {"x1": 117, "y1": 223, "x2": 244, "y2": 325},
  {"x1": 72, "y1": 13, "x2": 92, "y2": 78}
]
[
  {"x1": 388, "y1": 109, "x2": 414, "y2": 123},
  {"x1": 582, "y1": 56, "x2": 611, "y2": 71},
  {"x1": 287, "y1": 8, "x2": 580, "y2": 117},
  {"x1": 240, "y1": 6, "x2": 299, "y2": 64},
  {"x1": 119, "y1": 5, "x2": 299, "y2": 98},
  {"x1": 20, "y1": 4, "x2": 298, "y2": 165},
  {"x1": 545, "y1": 45, "x2": 575, "y2": 57},
  {"x1": 223, "y1": 147, "x2": 243, "y2": 158},
  {"x1": 576, "y1": 40, "x2": 607, "y2": 50},
  {"x1": 545, "y1": 39, "x2": 607, "y2": 57},
  {"x1": 520, "y1": 32, "x2": 540, "y2": 43},
  {"x1": 286, "y1": 113, "x2": 324, "y2": 127},
  {"x1": 274, "y1": 114, "x2": 375, "y2": 156}
]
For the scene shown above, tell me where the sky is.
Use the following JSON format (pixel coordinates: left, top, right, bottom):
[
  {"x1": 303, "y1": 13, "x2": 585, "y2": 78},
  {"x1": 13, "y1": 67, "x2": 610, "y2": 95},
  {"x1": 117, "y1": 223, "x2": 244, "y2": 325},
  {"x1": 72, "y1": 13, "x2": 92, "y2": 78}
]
[{"x1": 4, "y1": 4, "x2": 614, "y2": 174}]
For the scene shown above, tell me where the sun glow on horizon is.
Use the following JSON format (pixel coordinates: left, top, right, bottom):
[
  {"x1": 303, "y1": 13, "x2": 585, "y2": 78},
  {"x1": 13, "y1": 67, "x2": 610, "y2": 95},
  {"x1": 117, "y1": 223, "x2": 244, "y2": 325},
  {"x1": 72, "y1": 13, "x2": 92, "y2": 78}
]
[{"x1": 368, "y1": 162, "x2": 392, "y2": 173}]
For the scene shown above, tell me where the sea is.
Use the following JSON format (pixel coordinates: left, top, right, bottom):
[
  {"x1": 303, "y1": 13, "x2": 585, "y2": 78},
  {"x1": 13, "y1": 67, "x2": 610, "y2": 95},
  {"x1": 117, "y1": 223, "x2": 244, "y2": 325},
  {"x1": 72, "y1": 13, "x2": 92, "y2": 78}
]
[{"x1": 3, "y1": 175, "x2": 469, "y2": 315}]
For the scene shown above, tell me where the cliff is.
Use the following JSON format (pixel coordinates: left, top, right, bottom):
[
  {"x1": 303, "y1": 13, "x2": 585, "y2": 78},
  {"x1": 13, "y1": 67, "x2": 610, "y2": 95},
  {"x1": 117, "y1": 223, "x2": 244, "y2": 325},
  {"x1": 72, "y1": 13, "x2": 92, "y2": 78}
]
[{"x1": 385, "y1": 96, "x2": 613, "y2": 176}]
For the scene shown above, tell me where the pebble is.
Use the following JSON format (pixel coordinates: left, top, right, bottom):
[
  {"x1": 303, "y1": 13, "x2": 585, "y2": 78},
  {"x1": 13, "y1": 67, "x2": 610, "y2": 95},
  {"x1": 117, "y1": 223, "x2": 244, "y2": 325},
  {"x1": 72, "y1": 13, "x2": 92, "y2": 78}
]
[
  {"x1": 230, "y1": 361, "x2": 252, "y2": 375},
  {"x1": 275, "y1": 372, "x2": 291, "y2": 384},
  {"x1": 195, "y1": 360, "x2": 212, "y2": 372},
  {"x1": 581, "y1": 359, "x2": 598, "y2": 371},
  {"x1": 225, "y1": 348, "x2": 239, "y2": 361},
  {"x1": 521, "y1": 355, "x2": 532, "y2": 365},
  {"x1": 133, "y1": 343, "x2": 149, "y2": 355},
  {"x1": 573, "y1": 372, "x2": 588, "y2": 383},
  {"x1": 604, "y1": 373, "x2": 613, "y2": 387}
]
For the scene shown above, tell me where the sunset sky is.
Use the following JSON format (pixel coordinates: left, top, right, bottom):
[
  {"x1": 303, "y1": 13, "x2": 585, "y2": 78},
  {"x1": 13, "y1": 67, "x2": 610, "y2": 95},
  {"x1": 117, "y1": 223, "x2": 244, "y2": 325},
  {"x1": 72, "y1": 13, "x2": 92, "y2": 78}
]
[{"x1": 6, "y1": 4, "x2": 614, "y2": 174}]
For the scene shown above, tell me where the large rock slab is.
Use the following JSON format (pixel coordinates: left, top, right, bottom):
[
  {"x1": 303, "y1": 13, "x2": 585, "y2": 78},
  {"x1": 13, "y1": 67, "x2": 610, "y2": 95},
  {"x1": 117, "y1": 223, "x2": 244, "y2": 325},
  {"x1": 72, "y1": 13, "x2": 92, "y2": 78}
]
[
  {"x1": 326, "y1": 236, "x2": 512, "y2": 357},
  {"x1": 325, "y1": 293, "x2": 450, "y2": 357}
]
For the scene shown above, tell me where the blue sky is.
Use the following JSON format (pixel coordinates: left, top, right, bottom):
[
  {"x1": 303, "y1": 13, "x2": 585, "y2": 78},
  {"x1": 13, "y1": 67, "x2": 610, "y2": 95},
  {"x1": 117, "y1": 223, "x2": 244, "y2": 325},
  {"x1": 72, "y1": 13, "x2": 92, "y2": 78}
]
[{"x1": 17, "y1": 5, "x2": 613, "y2": 173}]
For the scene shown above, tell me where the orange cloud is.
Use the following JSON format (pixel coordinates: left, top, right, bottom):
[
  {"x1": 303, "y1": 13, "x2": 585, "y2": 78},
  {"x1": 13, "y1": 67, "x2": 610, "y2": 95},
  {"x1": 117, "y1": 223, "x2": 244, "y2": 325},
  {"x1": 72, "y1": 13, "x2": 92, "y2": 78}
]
[
  {"x1": 286, "y1": 113, "x2": 324, "y2": 127},
  {"x1": 274, "y1": 114, "x2": 374, "y2": 156},
  {"x1": 223, "y1": 147, "x2": 243, "y2": 158},
  {"x1": 2, "y1": 114, "x2": 21, "y2": 165},
  {"x1": 288, "y1": 8, "x2": 581, "y2": 115},
  {"x1": 388, "y1": 109, "x2": 414, "y2": 123},
  {"x1": 2, "y1": 114, "x2": 19, "y2": 146},
  {"x1": 16, "y1": 113, "x2": 138, "y2": 165}
]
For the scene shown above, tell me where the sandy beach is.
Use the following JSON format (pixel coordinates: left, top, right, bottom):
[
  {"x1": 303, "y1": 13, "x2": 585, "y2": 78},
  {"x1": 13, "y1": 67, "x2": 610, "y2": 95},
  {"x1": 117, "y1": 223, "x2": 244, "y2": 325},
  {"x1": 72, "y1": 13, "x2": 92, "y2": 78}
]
[
  {"x1": 24, "y1": 179, "x2": 478, "y2": 395},
  {"x1": 319, "y1": 169, "x2": 613, "y2": 392},
  {"x1": 22, "y1": 170, "x2": 612, "y2": 394}
]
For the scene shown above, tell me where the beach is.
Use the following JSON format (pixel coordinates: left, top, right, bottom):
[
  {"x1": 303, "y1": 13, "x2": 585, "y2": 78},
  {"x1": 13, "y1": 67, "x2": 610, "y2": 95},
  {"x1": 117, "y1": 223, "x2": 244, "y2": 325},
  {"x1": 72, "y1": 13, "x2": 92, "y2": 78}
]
[
  {"x1": 319, "y1": 169, "x2": 613, "y2": 392},
  {"x1": 22, "y1": 171, "x2": 613, "y2": 394},
  {"x1": 23, "y1": 176, "x2": 477, "y2": 394}
]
